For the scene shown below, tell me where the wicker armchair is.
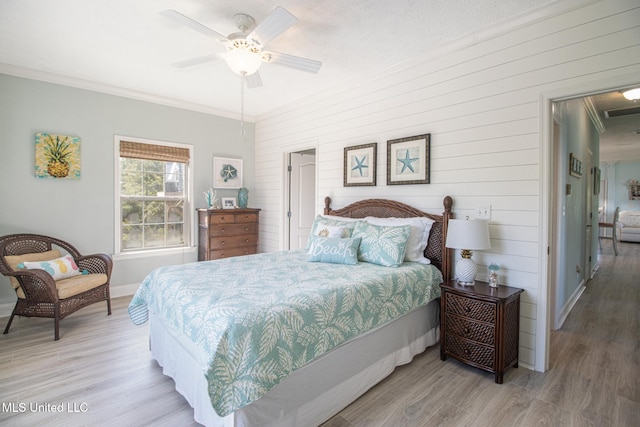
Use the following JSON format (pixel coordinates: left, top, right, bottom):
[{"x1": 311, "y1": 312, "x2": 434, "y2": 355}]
[{"x1": 0, "y1": 234, "x2": 112, "y2": 340}]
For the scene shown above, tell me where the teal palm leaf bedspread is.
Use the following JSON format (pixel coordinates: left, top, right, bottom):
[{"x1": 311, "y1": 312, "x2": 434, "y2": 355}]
[{"x1": 128, "y1": 249, "x2": 442, "y2": 416}]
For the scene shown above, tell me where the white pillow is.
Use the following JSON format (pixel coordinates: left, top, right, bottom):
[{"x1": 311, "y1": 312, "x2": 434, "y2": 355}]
[
  {"x1": 365, "y1": 217, "x2": 434, "y2": 264},
  {"x1": 19, "y1": 255, "x2": 81, "y2": 281},
  {"x1": 307, "y1": 215, "x2": 362, "y2": 251}
]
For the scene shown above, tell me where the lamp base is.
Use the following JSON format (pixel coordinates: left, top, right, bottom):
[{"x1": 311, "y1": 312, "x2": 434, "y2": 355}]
[{"x1": 455, "y1": 256, "x2": 478, "y2": 286}]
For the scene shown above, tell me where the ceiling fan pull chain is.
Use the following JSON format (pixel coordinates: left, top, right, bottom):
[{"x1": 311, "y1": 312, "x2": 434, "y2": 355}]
[{"x1": 240, "y1": 72, "x2": 246, "y2": 140}]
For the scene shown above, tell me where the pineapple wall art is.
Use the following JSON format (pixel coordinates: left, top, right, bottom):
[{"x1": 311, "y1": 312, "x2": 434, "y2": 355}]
[{"x1": 35, "y1": 133, "x2": 81, "y2": 179}]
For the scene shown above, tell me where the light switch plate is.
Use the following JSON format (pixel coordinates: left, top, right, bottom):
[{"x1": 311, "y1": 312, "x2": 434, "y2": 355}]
[{"x1": 476, "y1": 205, "x2": 491, "y2": 219}]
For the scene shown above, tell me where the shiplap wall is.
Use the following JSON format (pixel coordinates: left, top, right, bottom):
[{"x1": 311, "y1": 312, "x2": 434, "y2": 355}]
[{"x1": 253, "y1": 0, "x2": 640, "y2": 371}]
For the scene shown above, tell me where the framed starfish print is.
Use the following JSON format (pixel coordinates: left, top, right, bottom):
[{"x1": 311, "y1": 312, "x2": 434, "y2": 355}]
[
  {"x1": 213, "y1": 156, "x2": 243, "y2": 189},
  {"x1": 387, "y1": 134, "x2": 430, "y2": 185},
  {"x1": 344, "y1": 143, "x2": 377, "y2": 187}
]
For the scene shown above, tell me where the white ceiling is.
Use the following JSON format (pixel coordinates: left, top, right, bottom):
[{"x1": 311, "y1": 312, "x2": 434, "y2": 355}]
[
  {"x1": 0, "y1": 0, "x2": 558, "y2": 119},
  {"x1": 2, "y1": 0, "x2": 637, "y2": 161}
]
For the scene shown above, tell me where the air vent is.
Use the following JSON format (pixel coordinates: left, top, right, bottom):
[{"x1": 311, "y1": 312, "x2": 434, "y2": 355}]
[{"x1": 604, "y1": 106, "x2": 640, "y2": 118}]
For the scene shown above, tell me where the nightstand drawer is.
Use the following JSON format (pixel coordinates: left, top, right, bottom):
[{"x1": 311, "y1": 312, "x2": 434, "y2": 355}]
[
  {"x1": 445, "y1": 293, "x2": 496, "y2": 323},
  {"x1": 445, "y1": 334, "x2": 495, "y2": 370},
  {"x1": 445, "y1": 313, "x2": 495, "y2": 346}
]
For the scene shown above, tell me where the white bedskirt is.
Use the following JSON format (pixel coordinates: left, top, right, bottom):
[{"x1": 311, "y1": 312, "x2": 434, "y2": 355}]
[{"x1": 149, "y1": 298, "x2": 440, "y2": 427}]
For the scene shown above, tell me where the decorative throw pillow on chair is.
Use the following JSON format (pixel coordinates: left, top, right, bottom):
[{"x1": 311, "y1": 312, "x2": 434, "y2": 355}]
[{"x1": 19, "y1": 255, "x2": 81, "y2": 281}]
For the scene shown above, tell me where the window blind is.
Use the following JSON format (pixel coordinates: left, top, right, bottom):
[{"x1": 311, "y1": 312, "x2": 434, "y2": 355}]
[{"x1": 120, "y1": 141, "x2": 190, "y2": 163}]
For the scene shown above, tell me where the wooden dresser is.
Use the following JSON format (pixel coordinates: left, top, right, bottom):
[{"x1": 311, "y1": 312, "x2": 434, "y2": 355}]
[
  {"x1": 440, "y1": 280, "x2": 524, "y2": 383},
  {"x1": 197, "y1": 208, "x2": 260, "y2": 261}
]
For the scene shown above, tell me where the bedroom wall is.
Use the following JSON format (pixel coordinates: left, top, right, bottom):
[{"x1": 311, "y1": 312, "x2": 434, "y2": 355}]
[
  {"x1": 251, "y1": 0, "x2": 640, "y2": 371},
  {"x1": 0, "y1": 73, "x2": 255, "y2": 307}
]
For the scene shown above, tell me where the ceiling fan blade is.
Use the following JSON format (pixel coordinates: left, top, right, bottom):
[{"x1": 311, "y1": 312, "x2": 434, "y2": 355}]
[
  {"x1": 160, "y1": 9, "x2": 227, "y2": 41},
  {"x1": 261, "y1": 51, "x2": 322, "y2": 74},
  {"x1": 248, "y1": 6, "x2": 297, "y2": 47},
  {"x1": 245, "y1": 71, "x2": 263, "y2": 89},
  {"x1": 170, "y1": 54, "x2": 218, "y2": 68}
]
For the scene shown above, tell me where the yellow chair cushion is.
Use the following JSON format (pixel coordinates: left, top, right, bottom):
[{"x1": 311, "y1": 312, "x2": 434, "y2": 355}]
[
  {"x1": 56, "y1": 274, "x2": 108, "y2": 299},
  {"x1": 4, "y1": 250, "x2": 106, "y2": 299}
]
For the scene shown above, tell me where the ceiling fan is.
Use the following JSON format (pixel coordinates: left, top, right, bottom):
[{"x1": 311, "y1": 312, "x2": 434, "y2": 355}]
[{"x1": 161, "y1": 6, "x2": 322, "y2": 88}]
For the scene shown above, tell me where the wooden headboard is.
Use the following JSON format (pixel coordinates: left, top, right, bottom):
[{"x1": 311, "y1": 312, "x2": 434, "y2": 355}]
[{"x1": 324, "y1": 196, "x2": 453, "y2": 282}]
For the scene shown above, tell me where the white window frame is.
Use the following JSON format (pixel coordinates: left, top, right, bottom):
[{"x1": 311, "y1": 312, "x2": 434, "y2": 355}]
[{"x1": 114, "y1": 135, "x2": 194, "y2": 256}]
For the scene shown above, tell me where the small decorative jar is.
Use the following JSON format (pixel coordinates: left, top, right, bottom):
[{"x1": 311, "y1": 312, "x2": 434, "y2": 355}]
[
  {"x1": 237, "y1": 187, "x2": 249, "y2": 208},
  {"x1": 488, "y1": 263, "x2": 500, "y2": 287}
]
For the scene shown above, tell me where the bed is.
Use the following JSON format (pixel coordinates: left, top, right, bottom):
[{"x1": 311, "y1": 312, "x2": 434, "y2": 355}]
[{"x1": 128, "y1": 196, "x2": 453, "y2": 427}]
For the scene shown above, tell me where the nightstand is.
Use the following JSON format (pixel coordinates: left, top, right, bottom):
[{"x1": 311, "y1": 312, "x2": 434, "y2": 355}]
[{"x1": 440, "y1": 280, "x2": 524, "y2": 383}]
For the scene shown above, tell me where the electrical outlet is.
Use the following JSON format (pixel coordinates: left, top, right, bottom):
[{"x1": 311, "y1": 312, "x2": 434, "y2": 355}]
[{"x1": 476, "y1": 205, "x2": 491, "y2": 219}]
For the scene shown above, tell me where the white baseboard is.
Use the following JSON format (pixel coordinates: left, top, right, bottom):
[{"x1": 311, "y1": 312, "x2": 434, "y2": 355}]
[
  {"x1": 0, "y1": 283, "x2": 140, "y2": 318},
  {"x1": 591, "y1": 262, "x2": 600, "y2": 278},
  {"x1": 555, "y1": 280, "x2": 586, "y2": 330}
]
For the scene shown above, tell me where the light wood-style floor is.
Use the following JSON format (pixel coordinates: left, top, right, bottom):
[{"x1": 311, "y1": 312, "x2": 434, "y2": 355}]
[{"x1": 1, "y1": 241, "x2": 638, "y2": 427}]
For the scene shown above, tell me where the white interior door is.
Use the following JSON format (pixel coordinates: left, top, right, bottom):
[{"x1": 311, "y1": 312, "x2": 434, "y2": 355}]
[{"x1": 289, "y1": 152, "x2": 316, "y2": 249}]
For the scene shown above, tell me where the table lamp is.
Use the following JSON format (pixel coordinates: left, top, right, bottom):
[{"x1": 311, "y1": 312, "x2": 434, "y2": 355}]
[{"x1": 445, "y1": 219, "x2": 491, "y2": 285}]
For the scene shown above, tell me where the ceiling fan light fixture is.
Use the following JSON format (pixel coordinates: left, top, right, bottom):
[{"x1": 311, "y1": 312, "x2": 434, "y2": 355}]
[
  {"x1": 222, "y1": 48, "x2": 262, "y2": 76},
  {"x1": 622, "y1": 88, "x2": 640, "y2": 101}
]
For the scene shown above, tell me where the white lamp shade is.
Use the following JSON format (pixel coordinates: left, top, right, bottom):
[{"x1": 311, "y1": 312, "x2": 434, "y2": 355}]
[
  {"x1": 446, "y1": 219, "x2": 490, "y2": 285},
  {"x1": 445, "y1": 219, "x2": 491, "y2": 250},
  {"x1": 222, "y1": 49, "x2": 262, "y2": 75}
]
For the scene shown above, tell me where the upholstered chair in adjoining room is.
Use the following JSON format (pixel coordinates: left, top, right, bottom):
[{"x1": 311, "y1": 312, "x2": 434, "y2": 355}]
[{"x1": 0, "y1": 234, "x2": 112, "y2": 340}]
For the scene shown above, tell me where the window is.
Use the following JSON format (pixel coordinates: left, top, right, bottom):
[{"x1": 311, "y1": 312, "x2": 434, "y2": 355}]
[{"x1": 116, "y1": 137, "x2": 192, "y2": 253}]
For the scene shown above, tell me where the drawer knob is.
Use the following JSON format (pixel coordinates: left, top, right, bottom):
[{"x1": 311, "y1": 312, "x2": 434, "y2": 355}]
[
  {"x1": 221, "y1": 241, "x2": 225, "y2": 246},
  {"x1": 244, "y1": 227, "x2": 249, "y2": 231},
  {"x1": 221, "y1": 228, "x2": 225, "y2": 232},
  {"x1": 244, "y1": 239, "x2": 249, "y2": 243}
]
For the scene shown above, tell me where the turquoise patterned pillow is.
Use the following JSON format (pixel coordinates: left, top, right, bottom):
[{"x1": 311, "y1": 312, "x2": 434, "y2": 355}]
[
  {"x1": 308, "y1": 237, "x2": 361, "y2": 265},
  {"x1": 352, "y1": 222, "x2": 412, "y2": 267}
]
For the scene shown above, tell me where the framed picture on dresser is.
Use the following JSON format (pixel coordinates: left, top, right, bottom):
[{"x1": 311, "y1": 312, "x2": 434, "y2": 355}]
[{"x1": 222, "y1": 197, "x2": 237, "y2": 209}]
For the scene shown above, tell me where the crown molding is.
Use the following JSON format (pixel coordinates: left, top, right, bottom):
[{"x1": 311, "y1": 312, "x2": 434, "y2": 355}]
[{"x1": 0, "y1": 63, "x2": 255, "y2": 123}]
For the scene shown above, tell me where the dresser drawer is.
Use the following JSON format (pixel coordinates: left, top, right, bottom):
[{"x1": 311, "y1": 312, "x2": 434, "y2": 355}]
[
  {"x1": 210, "y1": 246, "x2": 257, "y2": 260},
  {"x1": 234, "y1": 213, "x2": 259, "y2": 223},
  {"x1": 209, "y1": 213, "x2": 237, "y2": 224},
  {"x1": 210, "y1": 234, "x2": 258, "y2": 250},
  {"x1": 210, "y1": 223, "x2": 258, "y2": 236},
  {"x1": 445, "y1": 334, "x2": 495, "y2": 370},
  {"x1": 445, "y1": 313, "x2": 495, "y2": 346},
  {"x1": 445, "y1": 293, "x2": 496, "y2": 323}
]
